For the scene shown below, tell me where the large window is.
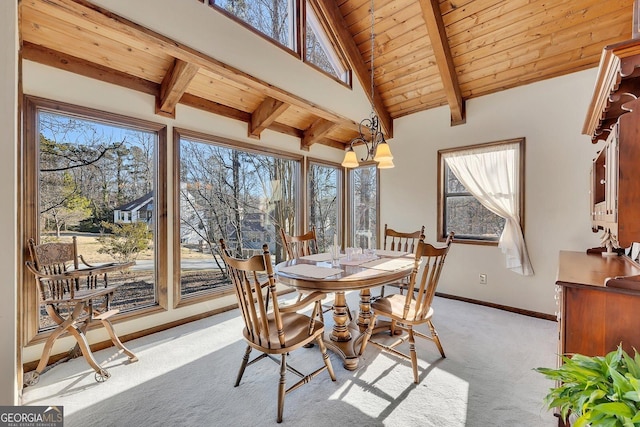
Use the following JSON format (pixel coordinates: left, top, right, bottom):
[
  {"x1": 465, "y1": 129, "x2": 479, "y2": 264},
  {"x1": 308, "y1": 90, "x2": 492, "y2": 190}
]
[
  {"x1": 438, "y1": 139, "x2": 524, "y2": 244},
  {"x1": 307, "y1": 160, "x2": 342, "y2": 251},
  {"x1": 24, "y1": 96, "x2": 167, "y2": 337},
  {"x1": 206, "y1": 0, "x2": 350, "y2": 84},
  {"x1": 438, "y1": 138, "x2": 532, "y2": 274},
  {"x1": 304, "y1": 1, "x2": 349, "y2": 82},
  {"x1": 348, "y1": 164, "x2": 378, "y2": 249},
  {"x1": 211, "y1": 0, "x2": 295, "y2": 49},
  {"x1": 174, "y1": 129, "x2": 301, "y2": 304}
]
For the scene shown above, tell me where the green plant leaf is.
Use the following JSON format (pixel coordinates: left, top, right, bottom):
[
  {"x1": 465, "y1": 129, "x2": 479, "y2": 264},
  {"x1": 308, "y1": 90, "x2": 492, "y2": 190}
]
[
  {"x1": 610, "y1": 366, "x2": 634, "y2": 395},
  {"x1": 622, "y1": 390, "x2": 640, "y2": 402},
  {"x1": 622, "y1": 351, "x2": 640, "y2": 379},
  {"x1": 573, "y1": 413, "x2": 592, "y2": 427},
  {"x1": 591, "y1": 402, "x2": 634, "y2": 417}
]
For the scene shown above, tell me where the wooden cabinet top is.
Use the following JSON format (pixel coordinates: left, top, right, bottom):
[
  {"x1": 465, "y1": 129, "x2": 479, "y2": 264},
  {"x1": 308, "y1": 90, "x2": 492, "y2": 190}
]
[
  {"x1": 583, "y1": 38, "x2": 640, "y2": 142},
  {"x1": 557, "y1": 250, "x2": 640, "y2": 288}
]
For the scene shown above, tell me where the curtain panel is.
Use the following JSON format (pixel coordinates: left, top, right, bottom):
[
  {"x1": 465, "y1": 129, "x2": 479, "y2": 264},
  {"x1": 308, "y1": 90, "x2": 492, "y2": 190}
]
[{"x1": 443, "y1": 142, "x2": 533, "y2": 276}]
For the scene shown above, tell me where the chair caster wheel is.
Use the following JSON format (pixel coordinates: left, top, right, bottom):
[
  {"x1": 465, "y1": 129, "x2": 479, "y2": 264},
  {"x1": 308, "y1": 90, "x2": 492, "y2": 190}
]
[
  {"x1": 94, "y1": 369, "x2": 111, "y2": 383},
  {"x1": 23, "y1": 371, "x2": 40, "y2": 387}
]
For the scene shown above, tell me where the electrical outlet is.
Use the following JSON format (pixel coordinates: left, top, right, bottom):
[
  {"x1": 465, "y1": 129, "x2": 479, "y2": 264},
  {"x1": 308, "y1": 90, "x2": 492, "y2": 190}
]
[{"x1": 479, "y1": 273, "x2": 487, "y2": 284}]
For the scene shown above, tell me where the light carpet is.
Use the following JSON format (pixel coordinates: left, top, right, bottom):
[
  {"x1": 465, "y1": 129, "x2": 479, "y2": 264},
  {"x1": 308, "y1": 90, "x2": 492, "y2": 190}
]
[{"x1": 21, "y1": 294, "x2": 559, "y2": 426}]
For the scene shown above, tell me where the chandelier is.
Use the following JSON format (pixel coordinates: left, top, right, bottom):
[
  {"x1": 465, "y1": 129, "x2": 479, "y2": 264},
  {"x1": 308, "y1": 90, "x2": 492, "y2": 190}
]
[{"x1": 342, "y1": 0, "x2": 394, "y2": 169}]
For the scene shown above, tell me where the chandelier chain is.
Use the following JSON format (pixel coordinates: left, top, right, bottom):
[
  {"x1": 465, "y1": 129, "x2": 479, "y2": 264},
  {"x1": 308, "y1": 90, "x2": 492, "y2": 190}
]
[{"x1": 369, "y1": 0, "x2": 375, "y2": 111}]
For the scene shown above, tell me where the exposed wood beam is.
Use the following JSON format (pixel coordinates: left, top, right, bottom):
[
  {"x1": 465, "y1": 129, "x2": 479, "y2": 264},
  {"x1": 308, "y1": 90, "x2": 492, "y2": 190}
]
[
  {"x1": 21, "y1": 41, "x2": 159, "y2": 96},
  {"x1": 21, "y1": 43, "x2": 344, "y2": 149},
  {"x1": 41, "y1": 0, "x2": 360, "y2": 134},
  {"x1": 179, "y1": 95, "x2": 342, "y2": 148},
  {"x1": 156, "y1": 59, "x2": 199, "y2": 118},
  {"x1": 180, "y1": 93, "x2": 251, "y2": 122},
  {"x1": 248, "y1": 97, "x2": 289, "y2": 139},
  {"x1": 301, "y1": 119, "x2": 337, "y2": 151},
  {"x1": 311, "y1": 0, "x2": 393, "y2": 138},
  {"x1": 418, "y1": 0, "x2": 465, "y2": 125}
]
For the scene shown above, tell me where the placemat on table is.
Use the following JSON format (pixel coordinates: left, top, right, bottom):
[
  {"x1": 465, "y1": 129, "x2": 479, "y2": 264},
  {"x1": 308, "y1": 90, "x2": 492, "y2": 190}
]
[
  {"x1": 359, "y1": 257, "x2": 415, "y2": 271},
  {"x1": 278, "y1": 263, "x2": 343, "y2": 279},
  {"x1": 300, "y1": 253, "x2": 332, "y2": 262},
  {"x1": 374, "y1": 249, "x2": 412, "y2": 258}
]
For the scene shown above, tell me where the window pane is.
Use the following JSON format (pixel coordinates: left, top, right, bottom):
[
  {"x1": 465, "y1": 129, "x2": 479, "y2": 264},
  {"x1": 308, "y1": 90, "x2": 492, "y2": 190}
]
[
  {"x1": 445, "y1": 195, "x2": 505, "y2": 239},
  {"x1": 178, "y1": 136, "x2": 299, "y2": 297},
  {"x1": 308, "y1": 162, "x2": 340, "y2": 252},
  {"x1": 446, "y1": 166, "x2": 467, "y2": 193},
  {"x1": 444, "y1": 172, "x2": 506, "y2": 240},
  {"x1": 350, "y1": 165, "x2": 377, "y2": 249},
  {"x1": 214, "y1": 0, "x2": 294, "y2": 49},
  {"x1": 37, "y1": 111, "x2": 157, "y2": 329},
  {"x1": 305, "y1": 2, "x2": 347, "y2": 81}
]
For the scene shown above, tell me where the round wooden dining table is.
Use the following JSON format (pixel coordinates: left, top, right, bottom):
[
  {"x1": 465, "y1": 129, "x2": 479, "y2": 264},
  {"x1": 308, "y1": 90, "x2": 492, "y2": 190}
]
[{"x1": 275, "y1": 252, "x2": 415, "y2": 370}]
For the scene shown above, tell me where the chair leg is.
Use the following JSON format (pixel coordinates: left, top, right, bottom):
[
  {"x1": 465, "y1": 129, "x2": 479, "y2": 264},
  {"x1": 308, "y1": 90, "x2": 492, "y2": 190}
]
[
  {"x1": 34, "y1": 318, "x2": 73, "y2": 375},
  {"x1": 316, "y1": 335, "x2": 336, "y2": 381},
  {"x1": 277, "y1": 353, "x2": 287, "y2": 423},
  {"x1": 100, "y1": 318, "x2": 138, "y2": 362},
  {"x1": 390, "y1": 319, "x2": 397, "y2": 335},
  {"x1": 428, "y1": 319, "x2": 446, "y2": 358},
  {"x1": 408, "y1": 327, "x2": 419, "y2": 384},
  {"x1": 235, "y1": 345, "x2": 252, "y2": 387},
  {"x1": 358, "y1": 313, "x2": 377, "y2": 355},
  {"x1": 65, "y1": 323, "x2": 110, "y2": 380}
]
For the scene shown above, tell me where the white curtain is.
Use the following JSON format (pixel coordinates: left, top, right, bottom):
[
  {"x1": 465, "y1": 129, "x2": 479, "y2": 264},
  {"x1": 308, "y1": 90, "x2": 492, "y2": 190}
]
[{"x1": 443, "y1": 142, "x2": 534, "y2": 276}]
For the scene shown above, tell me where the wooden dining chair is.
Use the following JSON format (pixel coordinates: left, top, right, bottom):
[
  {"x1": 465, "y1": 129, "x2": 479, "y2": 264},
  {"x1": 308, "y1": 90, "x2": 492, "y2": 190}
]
[
  {"x1": 279, "y1": 227, "x2": 351, "y2": 321},
  {"x1": 222, "y1": 244, "x2": 336, "y2": 423},
  {"x1": 280, "y1": 226, "x2": 319, "y2": 259},
  {"x1": 379, "y1": 223, "x2": 425, "y2": 297},
  {"x1": 24, "y1": 237, "x2": 138, "y2": 385},
  {"x1": 359, "y1": 232, "x2": 454, "y2": 384}
]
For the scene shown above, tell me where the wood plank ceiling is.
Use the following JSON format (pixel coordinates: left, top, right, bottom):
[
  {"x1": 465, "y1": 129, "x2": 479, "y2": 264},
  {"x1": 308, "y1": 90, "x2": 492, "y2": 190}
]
[{"x1": 19, "y1": 0, "x2": 634, "y2": 152}]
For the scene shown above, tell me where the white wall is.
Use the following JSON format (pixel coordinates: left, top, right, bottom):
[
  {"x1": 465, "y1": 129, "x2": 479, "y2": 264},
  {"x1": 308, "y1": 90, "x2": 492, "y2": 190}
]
[
  {"x1": 1, "y1": 0, "x2": 19, "y2": 405},
  {"x1": 381, "y1": 69, "x2": 603, "y2": 315}
]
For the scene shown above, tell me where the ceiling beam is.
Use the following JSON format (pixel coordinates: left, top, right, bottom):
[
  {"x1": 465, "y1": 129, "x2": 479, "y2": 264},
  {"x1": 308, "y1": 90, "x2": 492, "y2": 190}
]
[
  {"x1": 21, "y1": 41, "x2": 159, "y2": 96},
  {"x1": 301, "y1": 119, "x2": 337, "y2": 151},
  {"x1": 41, "y1": 0, "x2": 360, "y2": 137},
  {"x1": 418, "y1": 0, "x2": 465, "y2": 125},
  {"x1": 311, "y1": 0, "x2": 393, "y2": 138},
  {"x1": 248, "y1": 97, "x2": 289, "y2": 139},
  {"x1": 23, "y1": 42, "x2": 346, "y2": 149},
  {"x1": 156, "y1": 59, "x2": 199, "y2": 118},
  {"x1": 22, "y1": 40, "x2": 345, "y2": 151}
]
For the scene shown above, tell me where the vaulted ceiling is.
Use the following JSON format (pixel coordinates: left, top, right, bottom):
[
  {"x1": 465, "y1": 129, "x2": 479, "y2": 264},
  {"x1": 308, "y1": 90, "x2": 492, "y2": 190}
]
[{"x1": 19, "y1": 0, "x2": 635, "y2": 151}]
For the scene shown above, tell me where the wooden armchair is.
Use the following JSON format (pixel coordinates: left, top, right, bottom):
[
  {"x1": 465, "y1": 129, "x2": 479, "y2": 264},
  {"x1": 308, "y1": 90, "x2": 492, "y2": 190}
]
[
  {"x1": 222, "y1": 244, "x2": 336, "y2": 423},
  {"x1": 379, "y1": 224, "x2": 425, "y2": 297},
  {"x1": 359, "y1": 232, "x2": 454, "y2": 384},
  {"x1": 24, "y1": 237, "x2": 138, "y2": 385}
]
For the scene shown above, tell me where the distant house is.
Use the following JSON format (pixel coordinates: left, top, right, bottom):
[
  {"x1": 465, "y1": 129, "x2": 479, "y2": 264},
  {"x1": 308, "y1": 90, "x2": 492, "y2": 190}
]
[
  {"x1": 113, "y1": 191, "x2": 154, "y2": 224},
  {"x1": 226, "y1": 211, "x2": 272, "y2": 257}
]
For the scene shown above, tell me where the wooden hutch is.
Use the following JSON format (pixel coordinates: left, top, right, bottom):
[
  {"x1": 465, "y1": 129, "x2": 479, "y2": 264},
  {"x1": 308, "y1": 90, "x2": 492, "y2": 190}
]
[{"x1": 555, "y1": 36, "x2": 640, "y2": 425}]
